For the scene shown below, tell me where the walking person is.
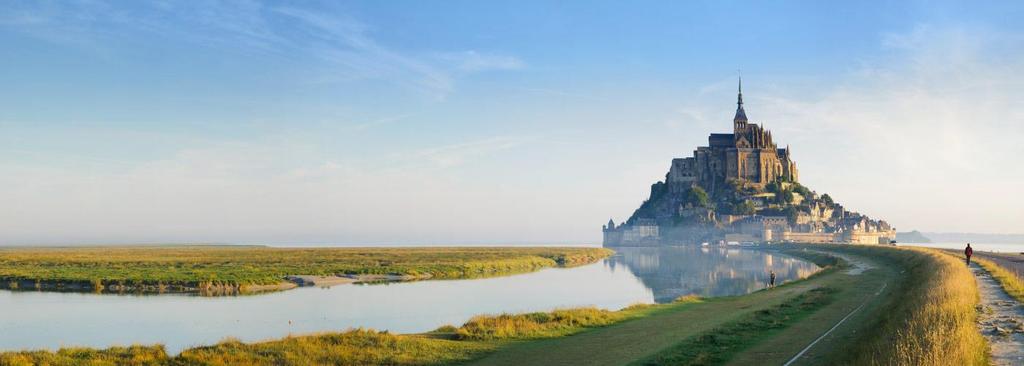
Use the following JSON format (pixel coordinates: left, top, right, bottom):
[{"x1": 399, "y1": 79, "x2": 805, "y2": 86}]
[
  {"x1": 769, "y1": 270, "x2": 776, "y2": 288},
  {"x1": 965, "y1": 243, "x2": 973, "y2": 266}
]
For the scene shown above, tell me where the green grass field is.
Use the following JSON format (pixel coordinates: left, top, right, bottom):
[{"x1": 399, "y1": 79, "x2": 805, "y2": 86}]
[
  {"x1": 0, "y1": 246, "x2": 612, "y2": 293},
  {"x1": 0, "y1": 245, "x2": 988, "y2": 365},
  {"x1": 632, "y1": 287, "x2": 837, "y2": 365}
]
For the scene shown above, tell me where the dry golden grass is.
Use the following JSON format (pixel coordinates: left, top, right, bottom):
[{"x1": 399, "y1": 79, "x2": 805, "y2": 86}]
[
  {"x1": 0, "y1": 306, "x2": 656, "y2": 365},
  {"x1": 453, "y1": 307, "x2": 630, "y2": 340},
  {"x1": 974, "y1": 257, "x2": 1024, "y2": 302},
  {"x1": 671, "y1": 294, "x2": 703, "y2": 304},
  {"x1": 0, "y1": 345, "x2": 169, "y2": 366},
  {"x1": 0, "y1": 330, "x2": 491, "y2": 366},
  {"x1": 836, "y1": 246, "x2": 987, "y2": 365},
  {"x1": 176, "y1": 329, "x2": 492, "y2": 366}
]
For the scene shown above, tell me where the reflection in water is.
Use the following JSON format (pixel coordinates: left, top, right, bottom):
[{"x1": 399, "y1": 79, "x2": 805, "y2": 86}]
[
  {"x1": 607, "y1": 247, "x2": 820, "y2": 303},
  {"x1": 0, "y1": 247, "x2": 816, "y2": 353}
]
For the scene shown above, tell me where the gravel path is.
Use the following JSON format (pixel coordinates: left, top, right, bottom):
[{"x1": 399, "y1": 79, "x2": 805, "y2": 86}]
[
  {"x1": 975, "y1": 251, "x2": 1024, "y2": 279},
  {"x1": 972, "y1": 263, "x2": 1024, "y2": 365}
]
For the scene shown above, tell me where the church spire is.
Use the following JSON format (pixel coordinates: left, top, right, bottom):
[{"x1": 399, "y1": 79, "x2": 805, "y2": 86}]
[
  {"x1": 738, "y1": 76, "x2": 743, "y2": 105},
  {"x1": 734, "y1": 76, "x2": 748, "y2": 123}
]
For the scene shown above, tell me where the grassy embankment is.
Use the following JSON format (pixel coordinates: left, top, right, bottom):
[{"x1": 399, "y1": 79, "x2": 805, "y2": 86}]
[
  {"x1": 973, "y1": 257, "x2": 1024, "y2": 302},
  {"x1": 0, "y1": 245, "x2": 987, "y2": 365},
  {"x1": 0, "y1": 246, "x2": 612, "y2": 294},
  {"x1": 783, "y1": 245, "x2": 986, "y2": 365}
]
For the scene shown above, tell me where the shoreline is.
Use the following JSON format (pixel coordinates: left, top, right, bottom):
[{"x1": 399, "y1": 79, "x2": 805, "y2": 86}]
[
  {"x1": 0, "y1": 245, "x2": 843, "y2": 364},
  {"x1": 0, "y1": 246, "x2": 613, "y2": 296},
  {"x1": 0, "y1": 271, "x2": 524, "y2": 296}
]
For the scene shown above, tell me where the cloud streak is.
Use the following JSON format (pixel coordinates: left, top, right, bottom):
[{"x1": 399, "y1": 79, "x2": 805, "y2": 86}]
[{"x1": 0, "y1": 1, "x2": 524, "y2": 98}]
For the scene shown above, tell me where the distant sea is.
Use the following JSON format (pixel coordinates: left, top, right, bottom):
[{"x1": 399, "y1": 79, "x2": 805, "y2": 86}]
[{"x1": 900, "y1": 242, "x2": 1024, "y2": 254}]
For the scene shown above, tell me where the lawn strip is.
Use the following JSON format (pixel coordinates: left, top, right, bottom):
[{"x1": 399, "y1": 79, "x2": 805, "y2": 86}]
[{"x1": 631, "y1": 286, "x2": 837, "y2": 365}]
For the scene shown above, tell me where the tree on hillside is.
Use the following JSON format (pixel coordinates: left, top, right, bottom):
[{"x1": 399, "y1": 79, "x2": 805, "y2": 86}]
[
  {"x1": 734, "y1": 200, "x2": 756, "y2": 215},
  {"x1": 784, "y1": 206, "x2": 800, "y2": 224},
  {"x1": 775, "y1": 188, "x2": 793, "y2": 205},
  {"x1": 821, "y1": 193, "x2": 834, "y2": 207},
  {"x1": 792, "y1": 183, "x2": 812, "y2": 197},
  {"x1": 685, "y1": 186, "x2": 710, "y2": 208}
]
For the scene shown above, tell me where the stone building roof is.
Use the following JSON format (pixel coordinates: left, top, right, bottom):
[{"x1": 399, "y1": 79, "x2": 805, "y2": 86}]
[{"x1": 709, "y1": 133, "x2": 735, "y2": 147}]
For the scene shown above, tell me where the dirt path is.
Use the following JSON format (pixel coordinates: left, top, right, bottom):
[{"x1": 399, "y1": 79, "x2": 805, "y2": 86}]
[{"x1": 971, "y1": 263, "x2": 1024, "y2": 365}]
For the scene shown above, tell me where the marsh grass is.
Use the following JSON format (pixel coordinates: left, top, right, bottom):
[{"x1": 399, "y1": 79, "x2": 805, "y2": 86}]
[
  {"x1": 0, "y1": 304, "x2": 665, "y2": 366},
  {"x1": 0, "y1": 331, "x2": 492, "y2": 366},
  {"x1": 176, "y1": 329, "x2": 493, "y2": 366},
  {"x1": 974, "y1": 257, "x2": 1024, "y2": 302},
  {"x1": 0, "y1": 345, "x2": 170, "y2": 366},
  {"x1": 0, "y1": 246, "x2": 612, "y2": 293},
  {"x1": 453, "y1": 307, "x2": 636, "y2": 340}
]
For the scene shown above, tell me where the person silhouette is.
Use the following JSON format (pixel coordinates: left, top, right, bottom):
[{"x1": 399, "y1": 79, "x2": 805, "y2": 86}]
[
  {"x1": 769, "y1": 270, "x2": 776, "y2": 288},
  {"x1": 965, "y1": 243, "x2": 973, "y2": 266}
]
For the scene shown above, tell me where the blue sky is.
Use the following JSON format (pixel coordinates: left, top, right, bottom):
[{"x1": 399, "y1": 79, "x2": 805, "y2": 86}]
[{"x1": 2, "y1": 1, "x2": 1023, "y2": 245}]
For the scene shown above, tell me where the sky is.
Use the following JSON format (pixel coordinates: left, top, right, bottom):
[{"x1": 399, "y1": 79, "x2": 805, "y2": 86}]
[{"x1": 1, "y1": 1, "x2": 1023, "y2": 245}]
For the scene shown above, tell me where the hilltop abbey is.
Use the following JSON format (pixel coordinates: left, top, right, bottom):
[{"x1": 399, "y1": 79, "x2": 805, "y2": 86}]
[
  {"x1": 666, "y1": 80, "x2": 798, "y2": 194},
  {"x1": 604, "y1": 79, "x2": 894, "y2": 246}
]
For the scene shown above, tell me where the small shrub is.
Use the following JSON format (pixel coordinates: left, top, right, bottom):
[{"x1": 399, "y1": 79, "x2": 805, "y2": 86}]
[
  {"x1": 455, "y1": 307, "x2": 624, "y2": 340},
  {"x1": 673, "y1": 294, "x2": 703, "y2": 304}
]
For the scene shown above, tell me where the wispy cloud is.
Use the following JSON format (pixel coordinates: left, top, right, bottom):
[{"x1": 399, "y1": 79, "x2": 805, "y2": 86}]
[
  {"x1": 410, "y1": 136, "x2": 535, "y2": 168},
  {"x1": 434, "y1": 51, "x2": 525, "y2": 73},
  {"x1": 273, "y1": 6, "x2": 455, "y2": 95},
  {"x1": 0, "y1": 1, "x2": 524, "y2": 98}
]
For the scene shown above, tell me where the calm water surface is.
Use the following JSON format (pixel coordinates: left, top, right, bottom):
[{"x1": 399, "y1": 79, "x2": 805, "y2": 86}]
[{"x1": 0, "y1": 246, "x2": 818, "y2": 353}]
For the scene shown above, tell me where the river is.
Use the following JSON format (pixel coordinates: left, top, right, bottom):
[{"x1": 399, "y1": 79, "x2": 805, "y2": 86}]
[{"x1": 0, "y1": 246, "x2": 819, "y2": 354}]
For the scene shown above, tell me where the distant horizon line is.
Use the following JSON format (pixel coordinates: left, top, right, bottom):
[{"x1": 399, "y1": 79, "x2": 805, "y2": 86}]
[{"x1": 6, "y1": 232, "x2": 1024, "y2": 248}]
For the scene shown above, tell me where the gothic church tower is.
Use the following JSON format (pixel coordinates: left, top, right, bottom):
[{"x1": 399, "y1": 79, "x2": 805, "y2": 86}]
[{"x1": 733, "y1": 77, "x2": 748, "y2": 133}]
